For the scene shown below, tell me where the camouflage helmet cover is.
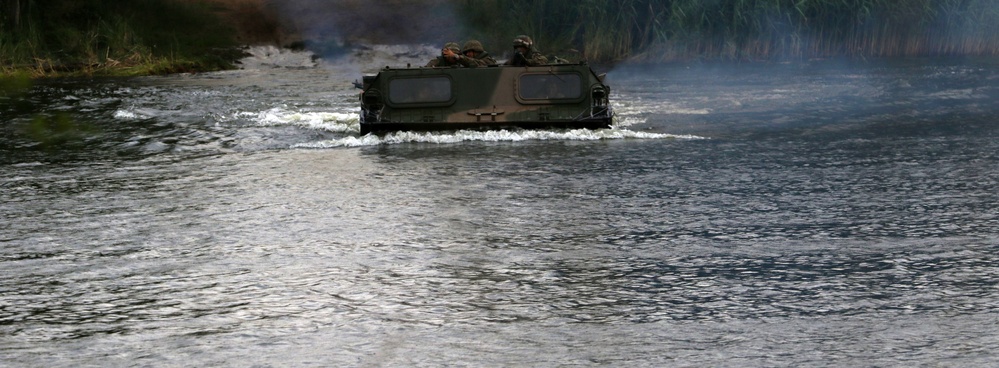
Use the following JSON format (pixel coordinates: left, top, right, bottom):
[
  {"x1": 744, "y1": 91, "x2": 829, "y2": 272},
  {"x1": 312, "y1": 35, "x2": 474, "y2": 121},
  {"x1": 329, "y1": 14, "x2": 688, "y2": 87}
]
[
  {"x1": 443, "y1": 42, "x2": 461, "y2": 53},
  {"x1": 462, "y1": 40, "x2": 485, "y2": 53},
  {"x1": 512, "y1": 35, "x2": 533, "y2": 48}
]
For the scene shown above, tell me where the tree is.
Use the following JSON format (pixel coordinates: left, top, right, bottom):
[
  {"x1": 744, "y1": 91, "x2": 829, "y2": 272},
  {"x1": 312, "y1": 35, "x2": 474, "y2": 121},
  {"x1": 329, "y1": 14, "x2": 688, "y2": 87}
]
[{"x1": 2, "y1": 0, "x2": 27, "y2": 30}]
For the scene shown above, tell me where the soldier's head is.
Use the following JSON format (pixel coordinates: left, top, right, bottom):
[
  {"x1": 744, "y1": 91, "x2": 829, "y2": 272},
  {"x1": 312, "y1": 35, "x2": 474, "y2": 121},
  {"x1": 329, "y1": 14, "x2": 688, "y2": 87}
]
[
  {"x1": 442, "y1": 42, "x2": 460, "y2": 55},
  {"x1": 513, "y1": 35, "x2": 534, "y2": 53},
  {"x1": 462, "y1": 40, "x2": 484, "y2": 57}
]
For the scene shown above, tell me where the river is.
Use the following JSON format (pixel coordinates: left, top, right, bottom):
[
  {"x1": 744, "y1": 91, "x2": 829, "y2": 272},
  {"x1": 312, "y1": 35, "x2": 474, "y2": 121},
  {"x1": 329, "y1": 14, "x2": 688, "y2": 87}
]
[{"x1": 2, "y1": 46, "x2": 998, "y2": 367}]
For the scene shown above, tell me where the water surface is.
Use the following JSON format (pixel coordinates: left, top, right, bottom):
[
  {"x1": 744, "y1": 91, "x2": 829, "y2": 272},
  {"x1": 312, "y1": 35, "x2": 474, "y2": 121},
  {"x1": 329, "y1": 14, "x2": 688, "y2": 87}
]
[{"x1": 2, "y1": 47, "x2": 998, "y2": 366}]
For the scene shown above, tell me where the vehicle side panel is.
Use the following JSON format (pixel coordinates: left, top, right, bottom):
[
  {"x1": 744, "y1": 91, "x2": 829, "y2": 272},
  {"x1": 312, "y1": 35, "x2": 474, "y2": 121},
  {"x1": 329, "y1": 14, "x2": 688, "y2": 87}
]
[{"x1": 359, "y1": 64, "x2": 611, "y2": 134}]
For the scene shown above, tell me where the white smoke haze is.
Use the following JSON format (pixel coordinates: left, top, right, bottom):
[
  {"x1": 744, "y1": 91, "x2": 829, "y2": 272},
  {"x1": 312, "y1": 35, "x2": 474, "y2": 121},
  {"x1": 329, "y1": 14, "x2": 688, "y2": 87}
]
[
  {"x1": 321, "y1": 44, "x2": 442, "y2": 83},
  {"x1": 263, "y1": 0, "x2": 463, "y2": 59}
]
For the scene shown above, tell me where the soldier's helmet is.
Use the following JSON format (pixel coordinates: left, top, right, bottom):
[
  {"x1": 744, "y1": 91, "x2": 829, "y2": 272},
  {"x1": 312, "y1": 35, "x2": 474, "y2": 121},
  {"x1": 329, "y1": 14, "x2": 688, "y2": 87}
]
[
  {"x1": 512, "y1": 35, "x2": 533, "y2": 49},
  {"x1": 462, "y1": 40, "x2": 485, "y2": 53},
  {"x1": 443, "y1": 42, "x2": 461, "y2": 53}
]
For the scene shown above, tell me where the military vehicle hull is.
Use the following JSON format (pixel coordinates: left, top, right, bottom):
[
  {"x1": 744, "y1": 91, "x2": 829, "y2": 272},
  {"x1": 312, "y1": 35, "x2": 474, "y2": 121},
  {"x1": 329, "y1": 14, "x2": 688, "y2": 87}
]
[{"x1": 357, "y1": 64, "x2": 613, "y2": 135}]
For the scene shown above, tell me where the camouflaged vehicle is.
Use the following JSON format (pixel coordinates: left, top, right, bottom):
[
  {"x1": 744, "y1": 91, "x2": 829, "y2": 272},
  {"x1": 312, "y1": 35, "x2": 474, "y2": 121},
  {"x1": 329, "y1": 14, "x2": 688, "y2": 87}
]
[{"x1": 356, "y1": 63, "x2": 613, "y2": 135}]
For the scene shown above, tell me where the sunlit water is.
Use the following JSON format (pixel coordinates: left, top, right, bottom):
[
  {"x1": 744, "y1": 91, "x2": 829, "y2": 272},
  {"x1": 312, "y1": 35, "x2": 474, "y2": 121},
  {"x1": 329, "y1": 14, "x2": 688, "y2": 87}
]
[{"x1": 2, "y1": 46, "x2": 998, "y2": 367}]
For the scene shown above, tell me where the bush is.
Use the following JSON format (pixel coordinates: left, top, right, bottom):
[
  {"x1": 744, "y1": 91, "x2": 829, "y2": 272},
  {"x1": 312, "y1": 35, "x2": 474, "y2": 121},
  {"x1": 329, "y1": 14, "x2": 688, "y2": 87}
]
[
  {"x1": 1, "y1": 0, "x2": 241, "y2": 77},
  {"x1": 454, "y1": 0, "x2": 999, "y2": 62}
]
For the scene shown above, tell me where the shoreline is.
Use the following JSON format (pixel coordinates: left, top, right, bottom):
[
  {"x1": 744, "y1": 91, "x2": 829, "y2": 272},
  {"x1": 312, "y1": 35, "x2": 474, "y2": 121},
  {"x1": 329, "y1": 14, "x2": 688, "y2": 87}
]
[{"x1": 4, "y1": 0, "x2": 998, "y2": 79}]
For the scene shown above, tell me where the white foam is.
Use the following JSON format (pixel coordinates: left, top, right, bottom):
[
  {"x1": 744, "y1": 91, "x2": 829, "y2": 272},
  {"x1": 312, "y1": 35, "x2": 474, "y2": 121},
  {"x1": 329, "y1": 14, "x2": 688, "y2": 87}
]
[
  {"x1": 614, "y1": 116, "x2": 649, "y2": 127},
  {"x1": 292, "y1": 128, "x2": 706, "y2": 148},
  {"x1": 251, "y1": 107, "x2": 359, "y2": 133},
  {"x1": 239, "y1": 46, "x2": 318, "y2": 70},
  {"x1": 113, "y1": 110, "x2": 142, "y2": 120},
  {"x1": 113, "y1": 109, "x2": 161, "y2": 120}
]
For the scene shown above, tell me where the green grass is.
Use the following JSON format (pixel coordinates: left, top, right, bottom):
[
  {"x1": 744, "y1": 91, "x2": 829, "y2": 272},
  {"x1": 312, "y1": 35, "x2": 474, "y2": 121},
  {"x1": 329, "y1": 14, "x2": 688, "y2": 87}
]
[
  {"x1": 3, "y1": 0, "x2": 997, "y2": 76},
  {"x1": 455, "y1": 0, "x2": 999, "y2": 62},
  {"x1": 1, "y1": 0, "x2": 243, "y2": 77}
]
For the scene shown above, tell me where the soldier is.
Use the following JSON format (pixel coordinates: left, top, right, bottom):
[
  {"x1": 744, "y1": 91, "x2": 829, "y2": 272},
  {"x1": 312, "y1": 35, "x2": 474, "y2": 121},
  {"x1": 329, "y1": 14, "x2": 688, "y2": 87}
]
[
  {"x1": 425, "y1": 42, "x2": 462, "y2": 67},
  {"x1": 457, "y1": 40, "x2": 497, "y2": 67},
  {"x1": 504, "y1": 35, "x2": 548, "y2": 66}
]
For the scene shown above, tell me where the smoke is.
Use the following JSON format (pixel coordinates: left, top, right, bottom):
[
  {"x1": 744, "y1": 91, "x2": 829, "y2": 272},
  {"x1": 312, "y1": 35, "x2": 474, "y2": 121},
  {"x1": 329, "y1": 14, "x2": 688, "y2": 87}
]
[{"x1": 264, "y1": 0, "x2": 463, "y2": 58}]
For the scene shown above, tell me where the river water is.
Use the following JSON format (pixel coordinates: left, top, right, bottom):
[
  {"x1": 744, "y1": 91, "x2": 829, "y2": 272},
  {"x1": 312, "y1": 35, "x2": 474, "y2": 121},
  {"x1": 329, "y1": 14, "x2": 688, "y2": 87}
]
[{"x1": 2, "y1": 46, "x2": 998, "y2": 367}]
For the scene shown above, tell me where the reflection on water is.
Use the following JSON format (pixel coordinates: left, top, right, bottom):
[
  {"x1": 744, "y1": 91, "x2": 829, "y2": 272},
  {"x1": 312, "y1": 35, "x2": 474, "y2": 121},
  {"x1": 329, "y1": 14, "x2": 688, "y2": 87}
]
[{"x1": 2, "y1": 48, "x2": 999, "y2": 366}]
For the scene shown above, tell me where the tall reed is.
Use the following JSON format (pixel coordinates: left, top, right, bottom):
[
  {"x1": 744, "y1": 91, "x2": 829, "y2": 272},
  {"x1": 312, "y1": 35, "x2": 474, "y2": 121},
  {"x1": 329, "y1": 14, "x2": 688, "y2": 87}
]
[
  {"x1": 1, "y1": 0, "x2": 240, "y2": 76},
  {"x1": 455, "y1": 0, "x2": 999, "y2": 62}
]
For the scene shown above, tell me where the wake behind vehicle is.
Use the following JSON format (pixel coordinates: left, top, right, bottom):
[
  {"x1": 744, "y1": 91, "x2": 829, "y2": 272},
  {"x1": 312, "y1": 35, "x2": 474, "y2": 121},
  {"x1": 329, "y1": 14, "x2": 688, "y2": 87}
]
[{"x1": 356, "y1": 63, "x2": 613, "y2": 135}]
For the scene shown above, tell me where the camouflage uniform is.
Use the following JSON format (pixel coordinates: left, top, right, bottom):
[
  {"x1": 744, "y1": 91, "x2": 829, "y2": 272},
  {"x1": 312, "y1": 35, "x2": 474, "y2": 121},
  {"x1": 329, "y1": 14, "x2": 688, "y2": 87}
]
[
  {"x1": 457, "y1": 40, "x2": 497, "y2": 67},
  {"x1": 425, "y1": 42, "x2": 462, "y2": 67},
  {"x1": 504, "y1": 35, "x2": 548, "y2": 67}
]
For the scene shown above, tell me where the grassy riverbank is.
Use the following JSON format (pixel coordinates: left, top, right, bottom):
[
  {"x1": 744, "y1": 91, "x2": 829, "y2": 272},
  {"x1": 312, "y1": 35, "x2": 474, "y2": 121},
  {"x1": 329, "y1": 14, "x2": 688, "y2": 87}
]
[
  {"x1": 262, "y1": 0, "x2": 999, "y2": 63},
  {"x1": 3, "y1": 0, "x2": 999, "y2": 79},
  {"x1": 459, "y1": 0, "x2": 999, "y2": 62},
  {"x1": 0, "y1": 0, "x2": 253, "y2": 78}
]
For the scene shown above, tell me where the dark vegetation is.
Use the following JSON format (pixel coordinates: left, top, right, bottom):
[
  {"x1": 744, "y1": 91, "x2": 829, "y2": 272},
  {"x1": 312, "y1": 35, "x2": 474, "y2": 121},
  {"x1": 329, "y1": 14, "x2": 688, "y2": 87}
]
[
  {"x1": 2, "y1": 0, "x2": 998, "y2": 78},
  {"x1": 458, "y1": 0, "x2": 999, "y2": 62},
  {"x1": 0, "y1": 0, "x2": 245, "y2": 77}
]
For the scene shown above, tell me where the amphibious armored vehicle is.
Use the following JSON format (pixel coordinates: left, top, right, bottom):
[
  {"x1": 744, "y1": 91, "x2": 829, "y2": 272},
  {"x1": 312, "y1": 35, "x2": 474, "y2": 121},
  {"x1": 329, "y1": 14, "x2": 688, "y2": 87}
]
[{"x1": 356, "y1": 63, "x2": 613, "y2": 135}]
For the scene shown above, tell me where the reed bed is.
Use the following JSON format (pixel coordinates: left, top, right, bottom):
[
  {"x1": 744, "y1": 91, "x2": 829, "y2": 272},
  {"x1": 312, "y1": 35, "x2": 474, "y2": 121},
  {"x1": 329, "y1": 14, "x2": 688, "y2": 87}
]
[
  {"x1": 456, "y1": 0, "x2": 999, "y2": 62},
  {"x1": 1, "y1": 0, "x2": 241, "y2": 77},
  {"x1": 4, "y1": 0, "x2": 998, "y2": 76}
]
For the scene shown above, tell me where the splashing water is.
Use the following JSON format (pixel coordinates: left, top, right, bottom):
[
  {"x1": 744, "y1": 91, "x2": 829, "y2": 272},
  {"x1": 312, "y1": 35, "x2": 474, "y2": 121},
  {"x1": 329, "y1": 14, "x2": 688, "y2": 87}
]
[
  {"x1": 106, "y1": 45, "x2": 701, "y2": 153},
  {"x1": 3, "y1": 46, "x2": 999, "y2": 367}
]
